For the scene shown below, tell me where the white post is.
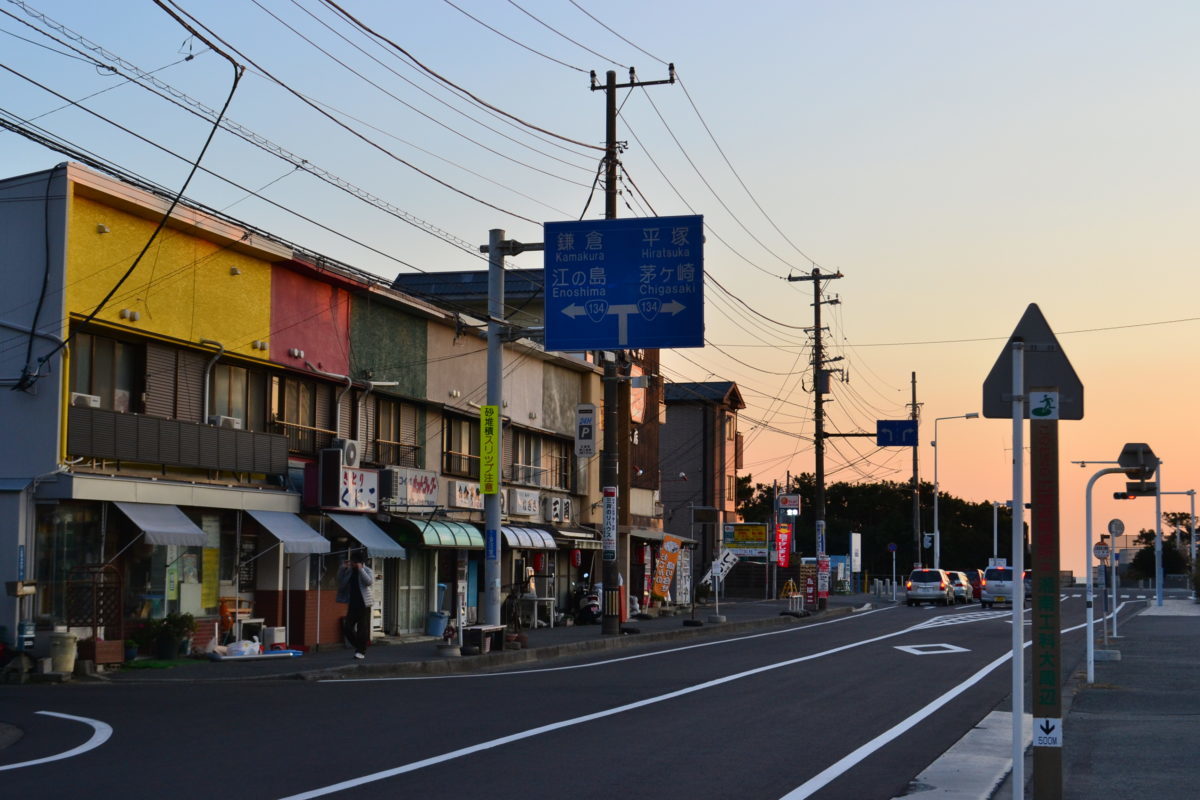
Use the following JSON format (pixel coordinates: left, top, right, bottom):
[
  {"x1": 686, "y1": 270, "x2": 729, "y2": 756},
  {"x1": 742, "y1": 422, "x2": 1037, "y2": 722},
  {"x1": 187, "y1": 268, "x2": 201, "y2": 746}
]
[
  {"x1": 1010, "y1": 342, "x2": 1025, "y2": 800},
  {"x1": 1085, "y1": 467, "x2": 1126, "y2": 682},
  {"x1": 992, "y1": 501, "x2": 999, "y2": 560},
  {"x1": 933, "y1": 420, "x2": 940, "y2": 570},
  {"x1": 1111, "y1": 551, "x2": 1119, "y2": 639},
  {"x1": 891, "y1": 548, "x2": 896, "y2": 602},
  {"x1": 1191, "y1": 491, "x2": 1197, "y2": 600},
  {"x1": 1154, "y1": 461, "x2": 1164, "y2": 607}
]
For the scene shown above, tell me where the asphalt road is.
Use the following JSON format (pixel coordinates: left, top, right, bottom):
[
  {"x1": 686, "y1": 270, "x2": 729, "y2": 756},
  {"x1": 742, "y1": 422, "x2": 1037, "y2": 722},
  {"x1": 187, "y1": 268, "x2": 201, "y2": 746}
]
[{"x1": 8, "y1": 588, "x2": 1175, "y2": 799}]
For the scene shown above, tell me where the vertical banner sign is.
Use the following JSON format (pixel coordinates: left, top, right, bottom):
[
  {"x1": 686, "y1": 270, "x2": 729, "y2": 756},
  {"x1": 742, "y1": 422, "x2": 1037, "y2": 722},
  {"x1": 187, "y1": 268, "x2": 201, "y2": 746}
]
[
  {"x1": 651, "y1": 535, "x2": 684, "y2": 599},
  {"x1": 817, "y1": 554, "x2": 831, "y2": 598},
  {"x1": 575, "y1": 403, "x2": 596, "y2": 458},
  {"x1": 480, "y1": 405, "x2": 499, "y2": 494},
  {"x1": 816, "y1": 519, "x2": 827, "y2": 557},
  {"x1": 1031, "y1": 417, "x2": 1064, "y2": 795},
  {"x1": 775, "y1": 524, "x2": 793, "y2": 568},
  {"x1": 851, "y1": 532, "x2": 862, "y2": 572},
  {"x1": 602, "y1": 486, "x2": 618, "y2": 561}
]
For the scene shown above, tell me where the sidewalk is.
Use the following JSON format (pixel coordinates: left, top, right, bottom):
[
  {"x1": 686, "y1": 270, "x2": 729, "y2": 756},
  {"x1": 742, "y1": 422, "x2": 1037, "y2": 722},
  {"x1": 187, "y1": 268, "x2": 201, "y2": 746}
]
[
  {"x1": 1059, "y1": 599, "x2": 1200, "y2": 800},
  {"x1": 95, "y1": 594, "x2": 868, "y2": 684}
]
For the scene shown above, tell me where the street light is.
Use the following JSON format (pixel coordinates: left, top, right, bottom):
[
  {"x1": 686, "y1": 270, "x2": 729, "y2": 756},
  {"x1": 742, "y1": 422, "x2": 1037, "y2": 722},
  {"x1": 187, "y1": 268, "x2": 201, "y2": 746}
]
[{"x1": 932, "y1": 412, "x2": 979, "y2": 569}]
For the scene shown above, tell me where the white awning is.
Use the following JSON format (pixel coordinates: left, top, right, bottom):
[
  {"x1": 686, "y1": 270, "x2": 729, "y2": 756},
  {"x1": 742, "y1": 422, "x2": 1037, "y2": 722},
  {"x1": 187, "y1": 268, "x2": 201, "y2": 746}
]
[
  {"x1": 500, "y1": 526, "x2": 558, "y2": 550},
  {"x1": 114, "y1": 502, "x2": 207, "y2": 547},
  {"x1": 246, "y1": 510, "x2": 330, "y2": 554},
  {"x1": 327, "y1": 513, "x2": 407, "y2": 558}
]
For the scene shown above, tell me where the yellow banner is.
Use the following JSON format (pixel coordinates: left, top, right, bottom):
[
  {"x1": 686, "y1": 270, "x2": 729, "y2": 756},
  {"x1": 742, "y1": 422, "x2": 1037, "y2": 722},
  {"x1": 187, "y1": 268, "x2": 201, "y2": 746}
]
[
  {"x1": 651, "y1": 534, "x2": 684, "y2": 600},
  {"x1": 480, "y1": 405, "x2": 500, "y2": 494}
]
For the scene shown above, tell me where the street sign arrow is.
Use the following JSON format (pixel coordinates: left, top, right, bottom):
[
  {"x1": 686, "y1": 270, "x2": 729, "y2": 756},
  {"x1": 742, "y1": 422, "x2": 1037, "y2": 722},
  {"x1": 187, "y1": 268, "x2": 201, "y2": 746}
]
[
  {"x1": 982, "y1": 304, "x2": 1084, "y2": 419},
  {"x1": 1039, "y1": 719, "x2": 1056, "y2": 735}
]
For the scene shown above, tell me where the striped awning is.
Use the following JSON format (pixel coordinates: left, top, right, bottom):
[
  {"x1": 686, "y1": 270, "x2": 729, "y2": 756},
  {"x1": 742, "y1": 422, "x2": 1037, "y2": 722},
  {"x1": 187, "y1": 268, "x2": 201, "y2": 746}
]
[
  {"x1": 407, "y1": 519, "x2": 484, "y2": 549},
  {"x1": 500, "y1": 526, "x2": 557, "y2": 550}
]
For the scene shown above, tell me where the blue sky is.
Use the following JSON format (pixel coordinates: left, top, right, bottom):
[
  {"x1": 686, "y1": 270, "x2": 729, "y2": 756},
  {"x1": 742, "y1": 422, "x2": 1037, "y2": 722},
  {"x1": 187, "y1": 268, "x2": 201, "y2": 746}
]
[{"x1": 2, "y1": 1, "x2": 1198, "y2": 574}]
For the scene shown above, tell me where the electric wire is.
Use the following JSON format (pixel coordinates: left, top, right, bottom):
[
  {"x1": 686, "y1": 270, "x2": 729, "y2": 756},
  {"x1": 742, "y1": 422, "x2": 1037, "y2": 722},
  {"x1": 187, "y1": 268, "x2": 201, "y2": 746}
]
[
  {"x1": 504, "y1": 0, "x2": 626, "y2": 70},
  {"x1": 441, "y1": 0, "x2": 589, "y2": 73}
]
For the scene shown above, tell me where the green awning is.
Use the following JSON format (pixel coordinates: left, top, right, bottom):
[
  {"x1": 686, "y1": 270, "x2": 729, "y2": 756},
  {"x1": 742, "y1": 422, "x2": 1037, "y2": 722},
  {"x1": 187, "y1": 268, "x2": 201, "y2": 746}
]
[{"x1": 400, "y1": 519, "x2": 484, "y2": 549}]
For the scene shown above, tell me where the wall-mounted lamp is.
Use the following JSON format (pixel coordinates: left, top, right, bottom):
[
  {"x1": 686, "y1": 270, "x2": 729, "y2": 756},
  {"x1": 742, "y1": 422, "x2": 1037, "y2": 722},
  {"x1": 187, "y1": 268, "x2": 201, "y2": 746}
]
[
  {"x1": 528, "y1": 412, "x2": 537, "y2": 420},
  {"x1": 119, "y1": 309, "x2": 140, "y2": 321},
  {"x1": 229, "y1": 266, "x2": 242, "y2": 276},
  {"x1": 96, "y1": 224, "x2": 110, "y2": 234},
  {"x1": 634, "y1": 466, "x2": 645, "y2": 477}
]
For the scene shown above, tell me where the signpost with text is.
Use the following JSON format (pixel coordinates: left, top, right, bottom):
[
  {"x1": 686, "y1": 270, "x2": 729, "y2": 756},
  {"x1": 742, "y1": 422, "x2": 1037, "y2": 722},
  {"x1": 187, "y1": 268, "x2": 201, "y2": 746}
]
[{"x1": 983, "y1": 303, "x2": 1084, "y2": 800}]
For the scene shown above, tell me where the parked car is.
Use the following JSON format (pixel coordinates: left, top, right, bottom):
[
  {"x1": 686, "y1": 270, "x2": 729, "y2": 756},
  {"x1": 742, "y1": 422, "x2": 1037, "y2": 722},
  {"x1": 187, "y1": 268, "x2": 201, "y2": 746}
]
[
  {"x1": 964, "y1": 568, "x2": 985, "y2": 601},
  {"x1": 947, "y1": 571, "x2": 972, "y2": 603},
  {"x1": 981, "y1": 567, "x2": 1016, "y2": 608},
  {"x1": 1024, "y1": 569, "x2": 1033, "y2": 596},
  {"x1": 906, "y1": 568, "x2": 955, "y2": 606}
]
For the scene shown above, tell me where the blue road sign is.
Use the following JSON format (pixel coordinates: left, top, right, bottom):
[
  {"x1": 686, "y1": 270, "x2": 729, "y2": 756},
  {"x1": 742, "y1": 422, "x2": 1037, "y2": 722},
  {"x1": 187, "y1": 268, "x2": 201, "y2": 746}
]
[
  {"x1": 543, "y1": 215, "x2": 704, "y2": 351},
  {"x1": 877, "y1": 419, "x2": 918, "y2": 447}
]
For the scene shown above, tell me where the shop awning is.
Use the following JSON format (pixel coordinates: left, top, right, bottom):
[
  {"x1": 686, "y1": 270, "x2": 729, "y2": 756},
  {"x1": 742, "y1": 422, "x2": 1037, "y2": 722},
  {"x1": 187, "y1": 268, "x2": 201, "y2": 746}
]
[
  {"x1": 327, "y1": 513, "x2": 406, "y2": 558},
  {"x1": 624, "y1": 526, "x2": 697, "y2": 546},
  {"x1": 407, "y1": 519, "x2": 484, "y2": 549},
  {"x1": 500, "y1": 526, "x2": 558, "y2": 550},
  {"x1": 114, "y1": 501, "x2": 207, "y2": 547},
  {"x1": 246, "y1": 510, "x2": 330, "y2": 554},
  {"x1": 550, "y1": 528, "x2": 602, "y2": 550}
]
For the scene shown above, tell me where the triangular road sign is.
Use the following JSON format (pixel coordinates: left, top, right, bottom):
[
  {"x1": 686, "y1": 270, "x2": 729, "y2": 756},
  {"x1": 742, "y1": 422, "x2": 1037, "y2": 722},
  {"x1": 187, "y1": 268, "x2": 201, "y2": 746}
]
[{"x1": 982, "y1": 304, "x2": 1083, "y2": 419}]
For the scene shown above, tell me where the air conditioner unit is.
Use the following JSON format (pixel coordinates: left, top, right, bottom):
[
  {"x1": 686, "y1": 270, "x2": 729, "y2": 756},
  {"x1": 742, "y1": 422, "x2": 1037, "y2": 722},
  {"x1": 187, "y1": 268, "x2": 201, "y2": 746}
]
[
  {"x1": 208, "y1": 415, "x2": 243, "y2": 429},
  {"x1": 331, "y1": 437, "x2": 361, "y2": 468},
  {"x1": 71, "y1": 392, "x2": 101, "y2": 408},
  {"x1": 542, "y1": 496, "x2": 562, "y2": 523},
  {"x1": 380, "y1": 468, "x2": 400, "y2": 501},
  {"x1": 560, "y1": 498, "x2": 573, "y2": 524}
]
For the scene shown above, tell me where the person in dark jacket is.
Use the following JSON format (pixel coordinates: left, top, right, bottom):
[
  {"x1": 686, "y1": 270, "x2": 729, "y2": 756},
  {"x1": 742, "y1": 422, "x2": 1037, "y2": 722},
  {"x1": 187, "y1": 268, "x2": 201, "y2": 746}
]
[{"x1": 336, "y1": 553, "x2": 374, "y2": 659}]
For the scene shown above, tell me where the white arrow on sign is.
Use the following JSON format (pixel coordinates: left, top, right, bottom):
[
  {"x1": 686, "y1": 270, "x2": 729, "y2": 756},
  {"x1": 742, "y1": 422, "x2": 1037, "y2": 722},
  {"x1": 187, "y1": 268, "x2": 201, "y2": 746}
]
[{"x1": 560, "y1": 299, "x2": 687, "y2": 345}]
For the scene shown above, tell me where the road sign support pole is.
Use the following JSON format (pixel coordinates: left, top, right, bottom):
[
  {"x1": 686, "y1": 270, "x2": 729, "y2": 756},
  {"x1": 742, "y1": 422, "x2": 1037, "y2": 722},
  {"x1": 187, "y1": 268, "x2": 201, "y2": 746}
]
[
  {"x1": 1009, "y1": 341, "x2": 1025, "y2": 800},
  {"x1": 482, "y1": 230, "x2": 505, "y2": 626},
  {"x1": 1030, "y1": 414, "x2": 1062, "y2": 800},
  {"x1": 1154, "y1": 463, "x2": 1163, "y2": 607},
  {"x1": 1084, "y1": 467, "x2": 1126, "y2": 682}
]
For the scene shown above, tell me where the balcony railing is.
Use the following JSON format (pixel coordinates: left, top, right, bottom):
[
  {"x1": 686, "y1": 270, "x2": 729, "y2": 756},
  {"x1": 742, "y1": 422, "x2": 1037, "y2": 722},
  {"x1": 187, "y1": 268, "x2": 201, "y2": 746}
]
[{"x1": 67, "y1": 406, "x2": 288, "y2": 476}]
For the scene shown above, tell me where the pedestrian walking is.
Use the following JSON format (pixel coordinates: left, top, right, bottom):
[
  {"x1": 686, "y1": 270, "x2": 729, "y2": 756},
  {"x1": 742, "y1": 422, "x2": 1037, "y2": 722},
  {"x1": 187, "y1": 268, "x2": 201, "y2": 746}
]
[{"x1": 336, "y1": 553, "x2": 374, "y2": 659}]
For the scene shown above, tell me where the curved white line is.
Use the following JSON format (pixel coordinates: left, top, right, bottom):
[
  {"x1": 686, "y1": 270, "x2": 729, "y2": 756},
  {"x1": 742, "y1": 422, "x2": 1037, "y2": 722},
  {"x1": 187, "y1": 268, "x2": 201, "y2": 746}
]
[
  {"x1": 0, "y1": 711, "x2": 112, "y2": 772},
  {"x1": 326, "y1": 605, "x2": 897, "y2": 683}
]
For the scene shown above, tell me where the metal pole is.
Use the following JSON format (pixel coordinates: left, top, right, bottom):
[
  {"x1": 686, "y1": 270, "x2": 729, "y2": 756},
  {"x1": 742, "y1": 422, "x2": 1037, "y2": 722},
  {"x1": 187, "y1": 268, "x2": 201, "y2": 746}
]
[
  {"x1": 1191, "y1": 491, "x2": 1197, "y2": 600},
  {"x1": 1010, "y1": 342, "x2": 1025, "y2": 800},
  {"x1": 891, "y1": 549, "x2": 896, "y2": 602},
  {"x1": 1112, "y1": 552, "x2": 1119, "y2": 638},
  {"x1": 1154, "y1": 461, "x2": 1163, "y2": 607},
  {"x1": 482, "y1": 229, "x2": 504, "y2": 626},
  {"x1": 1084, "y1": 467, "x2": 1126, "y2": 682},
  {"x1": 933, "y1": 418, "x2": 940, "y2": 570},
  {"x1": 992, "y1": 501, "x2": 999, "y2": 560}
]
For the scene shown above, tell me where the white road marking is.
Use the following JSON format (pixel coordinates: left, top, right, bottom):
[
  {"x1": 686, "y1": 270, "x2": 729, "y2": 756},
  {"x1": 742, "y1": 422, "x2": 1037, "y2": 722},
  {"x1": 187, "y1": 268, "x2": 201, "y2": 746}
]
[
  {"x1": 778, "y1": 613, "x2": 1100, "y2": 799},
  {"x1": 0, "y1": 712, "x2": 112, "y2": 772},
  {"x1": 894, "y1": 643, "x2": 969, "y2": 655},
  {"x1": 283, "y1": 614, "x2": 950, "y2": 799},
  {"x1": 326, "y1": 606, "x2": 897, "y2": 682},
  {"x1": 911, "y1": 610, "x2": 1010, "y2": 628}
]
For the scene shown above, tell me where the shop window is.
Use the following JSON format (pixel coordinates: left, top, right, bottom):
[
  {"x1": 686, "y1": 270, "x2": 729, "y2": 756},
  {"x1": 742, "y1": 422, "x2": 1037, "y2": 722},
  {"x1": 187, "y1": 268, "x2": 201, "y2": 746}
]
[
  {"x1": 377, "y1": 396, "x2": 423, "y2": 468},
  {"x1": 34, "y1": 502, "x2": 104, "y2": 621},
  {"x1": 70, "y1": 331, "x2": 141, "y2": 412},
  {"x1": 726, "y1": 412, "x2": 737, "y2": 440},
  {"x1": 442, "y1": 415, "x2": 479, "y2": 478}
]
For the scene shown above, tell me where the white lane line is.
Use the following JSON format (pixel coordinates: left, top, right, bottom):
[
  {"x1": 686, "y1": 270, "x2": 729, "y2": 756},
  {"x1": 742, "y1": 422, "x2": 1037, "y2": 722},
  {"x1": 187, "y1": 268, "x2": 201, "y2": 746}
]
[
  {"x1": 777, "y1": 612, "x2": 1106, "y2": 799},
  {"x1": 283, "y1": 618, "x2": 930, "y2": 799},
  {"x1": 0, "y1": 711, "x2": 112, "y2": 772},
  {"x1": 325, "y1": 606, "x2": 897, "y2": 682}
]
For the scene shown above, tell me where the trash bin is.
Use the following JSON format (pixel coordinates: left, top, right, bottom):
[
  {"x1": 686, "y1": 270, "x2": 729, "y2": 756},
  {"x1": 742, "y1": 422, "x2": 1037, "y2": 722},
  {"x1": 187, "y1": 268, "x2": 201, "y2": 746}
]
[
  {"x1": 425, "y1": 611, "x2": 449, "y2": 637},
  {"x1": 436, "y1": 583, "x2": 448, "y2": 610},
  {"x1": 49, "y1": 631, "x2": 77, "y2": 674}
]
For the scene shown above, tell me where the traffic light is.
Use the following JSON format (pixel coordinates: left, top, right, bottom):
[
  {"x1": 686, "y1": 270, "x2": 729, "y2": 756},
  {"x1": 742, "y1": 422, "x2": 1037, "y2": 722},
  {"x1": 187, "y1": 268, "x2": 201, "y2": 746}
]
[{"x1": 1114, "y1": 481, "x2": 1157, "y2": 499}]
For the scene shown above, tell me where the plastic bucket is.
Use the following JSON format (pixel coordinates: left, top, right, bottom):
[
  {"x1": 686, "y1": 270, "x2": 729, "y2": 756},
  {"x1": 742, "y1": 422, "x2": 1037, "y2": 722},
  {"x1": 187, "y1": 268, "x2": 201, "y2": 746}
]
[
  {"x1": 49, "y1": 632, "x2": 78, "y2": 673},
  {"x1": 425, "y1": 611, "x2": 449, "y2": 637}
]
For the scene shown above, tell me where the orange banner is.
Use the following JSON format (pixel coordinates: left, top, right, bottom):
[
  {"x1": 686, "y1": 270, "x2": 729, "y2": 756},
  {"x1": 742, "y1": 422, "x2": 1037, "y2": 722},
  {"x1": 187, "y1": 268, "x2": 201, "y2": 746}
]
[{"x1": 651, "y1": 535, "x2": 684, "y2": 600}]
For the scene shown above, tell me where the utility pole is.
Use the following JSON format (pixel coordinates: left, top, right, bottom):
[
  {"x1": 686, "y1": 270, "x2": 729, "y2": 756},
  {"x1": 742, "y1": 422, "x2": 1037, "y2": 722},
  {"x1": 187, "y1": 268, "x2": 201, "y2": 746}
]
[
  {"x1": 592, "y1": 66, "x2": 674, "y2": 636},
  {"x1": 786, "y1": 267, "x2": 842, "y2": 609},
  {"x1": 909, "y1": 372, "x2": 922, "y2": 564}
]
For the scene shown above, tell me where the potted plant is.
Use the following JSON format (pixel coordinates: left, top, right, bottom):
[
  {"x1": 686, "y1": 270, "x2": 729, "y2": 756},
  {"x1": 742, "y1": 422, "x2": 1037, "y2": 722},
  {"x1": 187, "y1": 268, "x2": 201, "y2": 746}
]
[
  {"x1": 124, "y1": 639, "x2": 139, "y2": 661},
  {"x1": 151, "y1": 613, "x2": 196, "y2": 660}
]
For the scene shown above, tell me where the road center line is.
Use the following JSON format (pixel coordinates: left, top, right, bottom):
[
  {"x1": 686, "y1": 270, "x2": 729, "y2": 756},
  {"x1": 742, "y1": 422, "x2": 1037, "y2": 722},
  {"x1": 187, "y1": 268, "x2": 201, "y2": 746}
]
[{"x1": 0, "y1": 711, "x2": 112, "y2": 772}]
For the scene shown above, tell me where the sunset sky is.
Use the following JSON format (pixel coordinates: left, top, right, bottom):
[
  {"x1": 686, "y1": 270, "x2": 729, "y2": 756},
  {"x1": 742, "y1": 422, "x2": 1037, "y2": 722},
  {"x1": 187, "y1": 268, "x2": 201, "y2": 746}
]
[{"x1": 2, "y1": 1, "x2": 1196, "y2": 577}]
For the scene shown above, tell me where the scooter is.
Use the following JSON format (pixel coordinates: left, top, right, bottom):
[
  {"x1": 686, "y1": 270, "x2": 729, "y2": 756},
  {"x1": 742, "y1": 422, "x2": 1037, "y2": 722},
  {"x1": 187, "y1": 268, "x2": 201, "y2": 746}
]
[{"x1": 572, "y1": 574, "x2": 602, "y2": 624}]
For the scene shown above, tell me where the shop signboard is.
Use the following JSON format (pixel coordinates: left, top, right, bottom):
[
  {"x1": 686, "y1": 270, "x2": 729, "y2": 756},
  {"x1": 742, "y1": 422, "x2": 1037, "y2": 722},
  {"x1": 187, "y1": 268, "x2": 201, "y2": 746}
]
[
  {"x1": 851, "y1": 532, "x2": 862, "y2": 572},
  {"x1": 389, "y1": 468, "x2": 439, "y2": 507},
  {"x1": 817, "y1": 554, "x2": 831, "y2": 598},
  {"x1": 480, "y1": 405, "x2": 500, "y2": 494},
  {"x1": 508, "y1": 488, "x2": 540, "y2": 517},
  {"x1": 775, "y1": 523, "x2": 793, "y2": 568},
  {"x1": 651, "y1": 534, "x2": 684, "y2": 600},
  {"x1": 723, "y1": 522, "x2": 768, "y2": 557}
]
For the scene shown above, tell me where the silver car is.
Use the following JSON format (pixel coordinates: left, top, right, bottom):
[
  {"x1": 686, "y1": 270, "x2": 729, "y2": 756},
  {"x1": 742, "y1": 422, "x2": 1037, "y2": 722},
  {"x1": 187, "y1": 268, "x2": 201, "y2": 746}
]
[
  {"x1": 981, "y1": 567, "x2": 1015, "y2": 608},
  {"x1": 947, "y1": 571, "x2": 972, "y2": 604},
  {"x1": 906, "y1": 569, "x2": 955, "y2": 606}
]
